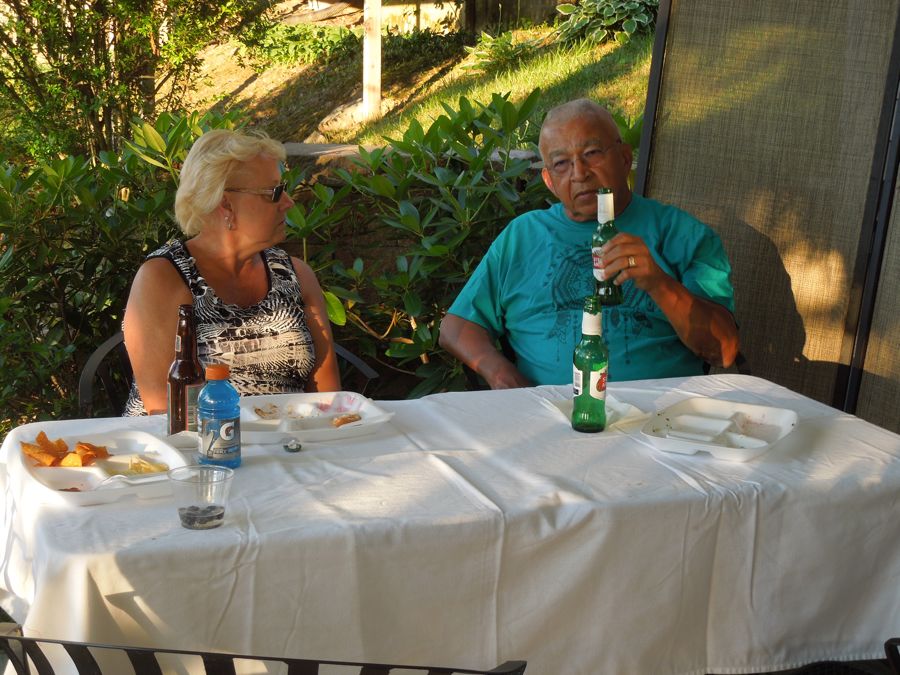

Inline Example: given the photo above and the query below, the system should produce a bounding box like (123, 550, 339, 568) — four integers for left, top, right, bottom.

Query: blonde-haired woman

(123, 129, 340, 415)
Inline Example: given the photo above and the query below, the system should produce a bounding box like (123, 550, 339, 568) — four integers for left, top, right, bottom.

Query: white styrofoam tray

(640, 397, 798, 462)
(14, 429, 187, 506)
(239, 391, 394, 444)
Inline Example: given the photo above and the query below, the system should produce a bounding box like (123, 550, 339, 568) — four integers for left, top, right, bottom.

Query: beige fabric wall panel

(644, 1, 898, 405)
(857, 173, 900, 433)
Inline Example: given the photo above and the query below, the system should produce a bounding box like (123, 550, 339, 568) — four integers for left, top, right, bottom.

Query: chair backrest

(78, 331, 133, 418)
(334, 343, 379, 394)
(636, 0, 900, 431)
(887, 637, 900, 674)
(0, 630, 526, 675)
(78, 332, 381, 417)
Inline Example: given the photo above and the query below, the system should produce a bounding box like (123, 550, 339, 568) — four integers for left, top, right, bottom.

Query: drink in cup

(168, 465, 234, 530)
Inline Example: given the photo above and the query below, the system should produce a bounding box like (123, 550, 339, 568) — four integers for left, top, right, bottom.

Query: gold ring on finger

(628, 255, 636, 268)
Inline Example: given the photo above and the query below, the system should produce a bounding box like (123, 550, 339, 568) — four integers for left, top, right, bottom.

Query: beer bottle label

(591, 246, 604, 281)
(589, 367, 608, 401)
(184, 383, 203, 433)
(199, 417, 241, 463)
(167, 382, 186, 435)
(174, 335, 182, 353)
(573, 365, 583, 396)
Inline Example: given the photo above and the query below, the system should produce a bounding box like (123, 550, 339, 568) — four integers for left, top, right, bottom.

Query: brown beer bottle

(167, 304, 204, 435)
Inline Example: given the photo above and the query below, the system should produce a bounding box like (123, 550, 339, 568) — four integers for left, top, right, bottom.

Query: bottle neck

(175, 323, 198, 360)
(581, 311, 602, 336)
(597, 191, 615, 224)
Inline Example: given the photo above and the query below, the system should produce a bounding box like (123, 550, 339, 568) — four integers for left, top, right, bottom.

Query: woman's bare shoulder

(290, 256, 321, 288)
(130, 257, 191, 303)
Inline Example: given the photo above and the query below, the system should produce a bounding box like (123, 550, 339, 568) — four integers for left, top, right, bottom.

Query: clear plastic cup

(168, 465, 234, 530)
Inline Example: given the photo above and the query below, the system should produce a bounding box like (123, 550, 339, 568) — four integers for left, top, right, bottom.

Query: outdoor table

(1, 374, 898, 675)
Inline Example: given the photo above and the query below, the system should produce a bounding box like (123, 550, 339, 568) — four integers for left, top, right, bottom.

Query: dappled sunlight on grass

(351, 31, 653, 144)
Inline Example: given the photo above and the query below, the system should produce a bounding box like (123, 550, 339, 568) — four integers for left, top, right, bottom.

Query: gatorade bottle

(197, 363, 241, 468)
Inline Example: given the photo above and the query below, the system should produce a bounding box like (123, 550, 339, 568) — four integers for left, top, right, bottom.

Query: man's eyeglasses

(224, 182, 288, 203)
(546, 140, 622, 178)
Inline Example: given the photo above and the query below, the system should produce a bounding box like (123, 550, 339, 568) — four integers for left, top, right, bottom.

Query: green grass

(347, 29, 654, 144)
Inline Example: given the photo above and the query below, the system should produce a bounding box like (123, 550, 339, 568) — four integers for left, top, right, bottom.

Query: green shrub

(237, 21, 359, 69)
(383, 28, 471, 66)
(0, 0, 266, 162)
(289, 90, 551, 397)
(555, 0, 658, 45)
(462, 31, 544, 73)
(0, 92, 553, 430)
(0, 110, 242, 433)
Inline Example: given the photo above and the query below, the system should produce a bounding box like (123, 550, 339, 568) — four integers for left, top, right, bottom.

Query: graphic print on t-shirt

(545, 242, 658, 371)
(546, 245, 592, 361)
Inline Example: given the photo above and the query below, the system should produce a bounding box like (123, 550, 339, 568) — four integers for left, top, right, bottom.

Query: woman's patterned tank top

(123, 240, 316, 416)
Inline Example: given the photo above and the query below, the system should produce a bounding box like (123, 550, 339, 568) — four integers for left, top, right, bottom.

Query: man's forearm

(439, 315, 532, 389)
(648, 277, 740, 368)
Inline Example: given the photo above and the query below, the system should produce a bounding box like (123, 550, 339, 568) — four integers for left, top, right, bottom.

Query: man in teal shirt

(439, 99, 740, 387)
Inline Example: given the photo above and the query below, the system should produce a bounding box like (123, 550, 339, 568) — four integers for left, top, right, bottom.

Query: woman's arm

(123, 259, 194, 414)
(292, 258, 341, 392)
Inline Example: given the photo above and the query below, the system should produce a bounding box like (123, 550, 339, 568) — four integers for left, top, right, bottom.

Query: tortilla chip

(74, 442, 108, 459)
(36, 431, 66, 457)
(59, 453, 83, 467)
(21, 442, 58, 467)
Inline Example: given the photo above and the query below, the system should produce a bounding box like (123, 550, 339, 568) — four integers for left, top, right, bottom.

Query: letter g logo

(220, 421, 235, 441)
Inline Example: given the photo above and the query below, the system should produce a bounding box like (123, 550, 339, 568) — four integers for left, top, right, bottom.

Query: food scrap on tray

(332, 413, 362, 427)
(21, 432, 109, 467)
(122, 456, 169, 475)
(253, 403, 280, 420)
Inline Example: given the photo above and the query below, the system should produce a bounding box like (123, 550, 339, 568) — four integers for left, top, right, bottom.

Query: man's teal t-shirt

(447, 194, 735, 384)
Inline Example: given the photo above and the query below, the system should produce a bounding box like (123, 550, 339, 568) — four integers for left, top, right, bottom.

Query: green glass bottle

(571, 295, 609, 433)
(591, 187, 624, 305)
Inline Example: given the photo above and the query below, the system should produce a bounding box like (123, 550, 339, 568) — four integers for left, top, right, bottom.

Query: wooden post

(362, 0, 382, 120)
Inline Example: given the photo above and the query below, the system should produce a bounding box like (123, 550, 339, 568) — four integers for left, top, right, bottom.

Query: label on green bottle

(573, 365, 607, 399)
(587, 367, 607, 400)
(591, 246, 605, 281)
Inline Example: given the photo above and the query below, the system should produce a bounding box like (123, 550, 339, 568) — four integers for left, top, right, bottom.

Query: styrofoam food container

(16, 429, 187, 506)
(640, 397, 798, 462)
(240, 391, 394, 444)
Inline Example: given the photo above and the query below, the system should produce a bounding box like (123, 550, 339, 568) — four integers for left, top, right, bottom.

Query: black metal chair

(0, 628, 526, 675)
(77, 331, 134, 418)
(886, 637, 900, 674)
(0, 624, 527, 675)
(78, 331, 380, 417)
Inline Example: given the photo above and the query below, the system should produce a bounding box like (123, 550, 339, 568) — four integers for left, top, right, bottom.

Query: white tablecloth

(1, 375, 899, 674)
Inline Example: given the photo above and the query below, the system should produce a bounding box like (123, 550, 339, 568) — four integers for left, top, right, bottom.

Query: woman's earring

(225, 214, 234, 230)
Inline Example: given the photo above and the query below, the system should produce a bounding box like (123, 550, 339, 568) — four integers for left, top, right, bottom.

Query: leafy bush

(237, 21, 359, 69)
(383, 28, 471, 65)
(0, 0, 266, 162)
(463, 31, 544, 73)
(0, 91, 561, 431)
(0, 111, 242, 434)
(289, 91, 551, 397)
(556, 0, 658, 45)
(239, 22, 469, 73)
